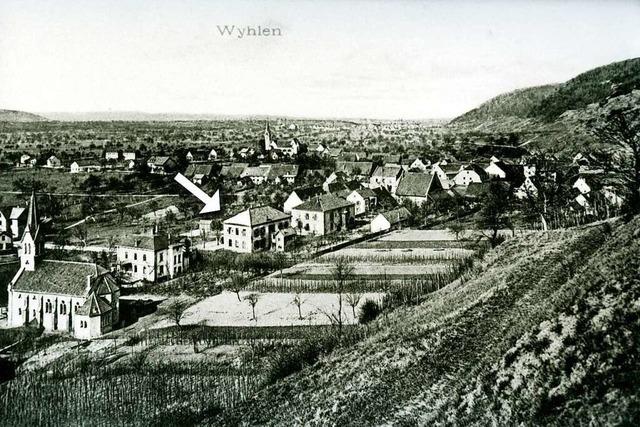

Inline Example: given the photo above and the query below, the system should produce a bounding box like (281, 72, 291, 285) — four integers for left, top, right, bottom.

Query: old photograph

(0, 0, 639, 425)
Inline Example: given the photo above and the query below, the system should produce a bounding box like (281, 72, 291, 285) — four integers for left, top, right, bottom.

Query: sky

(0, 0, 639, 120)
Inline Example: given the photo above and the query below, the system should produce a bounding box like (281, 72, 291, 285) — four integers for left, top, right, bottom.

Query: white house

(290, 194, 355, 236)
(408, 157, 430, 172)
(339, 188, 377, 216)
(370, 207, 411, 233)
(514, 176, 539, 199)
(395, 172, 443, 206)
(105, 151, 120, 161)
(45, 155, 62, 168)
(283, 186, 325, 213)
(223, 206, 291, 253)
(369, 165, 404, 195)
(116, 229, 189, 283)
(123, 152, 137, 161)
(453, 164, 488, 187)
(70, 160, 102, 174)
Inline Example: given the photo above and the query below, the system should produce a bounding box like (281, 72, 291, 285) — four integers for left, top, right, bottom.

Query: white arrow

(174, 173, 221, 214)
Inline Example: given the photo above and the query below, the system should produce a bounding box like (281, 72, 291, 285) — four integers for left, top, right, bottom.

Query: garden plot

(151, 291, 384, 328)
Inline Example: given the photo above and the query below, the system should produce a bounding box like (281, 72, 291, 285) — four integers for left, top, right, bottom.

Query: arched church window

(60, 301, 67, 315)
(45, 300, 52, 313)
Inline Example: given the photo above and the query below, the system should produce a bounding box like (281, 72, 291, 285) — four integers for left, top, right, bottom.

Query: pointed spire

(25, 190, 38, 233)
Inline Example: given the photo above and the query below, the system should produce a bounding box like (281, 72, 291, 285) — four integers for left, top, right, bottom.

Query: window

(60, 301, 67, 315)
(134, 253, 138, 261)
(159, 253, 164, 262)
(125, 252, 128, 259)
(143, 254, 147, 262)
(159, 266, 164, 275)
(33, 310, 36, 317)
(134, 265, 138, 273)
(235, 228, 239, 235)
(228, 239, 232, 247)
(242, 229, 246, 237)
(241, 241, 246, 249)
(17, 294, 21, 299)
(18, 308, 22, 315)
(235, 240, 239, 248)
(45, 300, 52, 313)
(305, 213, 309, 220)
(143, 267, 147, 274)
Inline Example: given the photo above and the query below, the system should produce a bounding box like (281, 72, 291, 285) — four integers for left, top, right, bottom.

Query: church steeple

(264, 121, 272, 152)
(19, 190, 41, 271)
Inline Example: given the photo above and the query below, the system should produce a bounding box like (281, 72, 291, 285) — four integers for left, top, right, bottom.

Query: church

(6, 192, 120, 339)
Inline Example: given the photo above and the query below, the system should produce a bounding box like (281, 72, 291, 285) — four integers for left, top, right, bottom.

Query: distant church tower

(19, 191, 42, 271)
(263, 122, 273, 152)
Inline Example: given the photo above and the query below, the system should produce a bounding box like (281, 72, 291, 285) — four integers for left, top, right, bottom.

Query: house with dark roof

(147, 156, 177, 175)
(184, 163, 217, 185)
(370, 207, 411, 233)
(370, 165, 404, 195)
(283, 186, 325, 213)
(291, 194, 355, 236)
(220, 163, 249, 181)
(223, 206, 291, 253)
(267, 163, 299, 184)
(274, 227, 297, 252)
(116, 228, 189, 283)
(431, 162, 462, 189)
(395, 172, 443, 206)
(335, 161, 374, 180)
(337, 188, 378, 216)
(7, 193, 120, 339)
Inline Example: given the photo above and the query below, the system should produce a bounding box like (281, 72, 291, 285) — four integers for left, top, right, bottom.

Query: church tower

(19, 191, 41, 271)
(263, 122, 272, 152)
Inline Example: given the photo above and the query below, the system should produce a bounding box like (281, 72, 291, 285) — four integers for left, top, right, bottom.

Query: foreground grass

(209, 218, 640, 425)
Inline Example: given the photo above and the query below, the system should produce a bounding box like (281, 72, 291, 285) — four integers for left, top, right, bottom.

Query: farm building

(147, 156, 177, 175)
(453, 164, 488, 186)
(45, 155, 62, 168)
(70, 160, 102, 174)
(283, 186, 325, 213)
(274, 227, 297, 252)
(395, 172, 443, 206)
(337, 188, 378, 216)
(184, 163, 217, 185)
(370, 207, 411, 233)
(370, 165, 404, 195)
(223, 206, 291, 253)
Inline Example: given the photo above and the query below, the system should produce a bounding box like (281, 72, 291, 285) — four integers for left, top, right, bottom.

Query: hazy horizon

(1, 0, 639, 120)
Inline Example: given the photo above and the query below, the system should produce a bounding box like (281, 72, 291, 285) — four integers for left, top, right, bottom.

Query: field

(252, 230, 483, 295)
(151, 291, 384, 328)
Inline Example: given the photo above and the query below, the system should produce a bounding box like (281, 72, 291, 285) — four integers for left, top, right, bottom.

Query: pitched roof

(184, 163, 215, 178)
(12, 260, 108, 297)
(10, 207, 25, 220)
(118, 232, 182, 251)
(224, 206, 290, 226)
(267, 163, 299, 178)
(220, 163, 248, 178)
(294, 194, 353, 212)
(292, 186, 325, 200)
(371, 165, 403, 178)
(335, 161, 374, 176)
(241, 165, 270, 178)
(378, 207, 411, 224)
(148, 156, 173, 165)
(76, 294, 112, 317)
(276, 227, 297, 237)
(396, 172, 440, 197)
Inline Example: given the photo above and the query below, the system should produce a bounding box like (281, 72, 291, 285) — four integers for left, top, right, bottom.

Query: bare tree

(244, 293, 260, 321)
(327, 257, 354, 334)
(586, 92, 640, 215)
(162, 298, 191, 329)
(229, 273, 248, 302)
(345, 293, 362, 319)
(292, 293, 303, 320)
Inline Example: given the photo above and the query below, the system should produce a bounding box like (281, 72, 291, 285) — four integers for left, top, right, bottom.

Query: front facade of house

(453, 165, 487, 187)
(369, 165, 404, 195)
(70, 161, 102, 174)
(370, 207, 411, 233)
(223, 206, 291, 253)
(6, 193, 120, 340)
(343, 189, 377, 216)
(290, 194, 355, 236)
(46, 156, 61, 168)
(116, 232, 189, 283)
(395, 172, 442, 206)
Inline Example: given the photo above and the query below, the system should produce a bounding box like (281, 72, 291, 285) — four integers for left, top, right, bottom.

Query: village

(0, 119, 626, 339)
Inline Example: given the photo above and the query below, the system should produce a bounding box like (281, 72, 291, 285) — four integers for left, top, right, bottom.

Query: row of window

(17, 295, 80, 315)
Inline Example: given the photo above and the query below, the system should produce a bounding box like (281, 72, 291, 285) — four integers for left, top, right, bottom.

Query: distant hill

(214, 218, 640, 425)
(452, 58, 640, 126)
(449, 57, 640, 154)
(0, 109, 48, 122)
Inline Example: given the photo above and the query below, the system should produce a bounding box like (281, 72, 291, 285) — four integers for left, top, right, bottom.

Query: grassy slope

(213, 217, 640, 425)
(450, 57, 640, 134)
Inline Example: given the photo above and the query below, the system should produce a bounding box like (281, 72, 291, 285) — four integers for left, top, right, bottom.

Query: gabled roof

(291, 186, 325, 200)
(335, 161, 374, 176)
(184, 163, 215, 178)
(224, 206, 290, 226)
(76, 293, 112, 317)
(294, 194, 353, 212)
(276, 227, 297, 238)
(10, 207, 25, 220)
(371, 165, 403, 179)
(241, 165, 270, 178)
(148, 156, 173, 165)
(220, 163, 248, 178)
(378, 207, 411, 224)
(268, 163, 299, 178)
(12, 260, 108, 297)
(457, 164, 489, 180)
(396, 172, 441, 198)
(118, 232, 183, 251)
